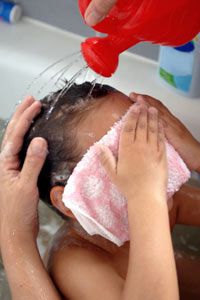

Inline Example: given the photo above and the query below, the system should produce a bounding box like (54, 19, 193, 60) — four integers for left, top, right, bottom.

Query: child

(20, 82, 200, 299)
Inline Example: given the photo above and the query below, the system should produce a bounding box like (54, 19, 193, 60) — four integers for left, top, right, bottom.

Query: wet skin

(45, 92, 200, 300)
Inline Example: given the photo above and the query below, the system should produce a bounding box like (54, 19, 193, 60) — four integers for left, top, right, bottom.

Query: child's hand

(130, 93, 200, 173)
(98, 104, 168, 202)
(0, 97, 47, 243)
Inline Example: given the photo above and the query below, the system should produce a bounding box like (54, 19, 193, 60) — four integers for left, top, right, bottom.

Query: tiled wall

(18, 0, 159, 60)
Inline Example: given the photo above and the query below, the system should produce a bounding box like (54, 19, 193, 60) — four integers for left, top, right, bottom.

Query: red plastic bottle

(79, 0, 200, 77)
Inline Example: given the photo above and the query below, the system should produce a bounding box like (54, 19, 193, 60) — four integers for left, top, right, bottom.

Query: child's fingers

(135, 105, 148, 142)
(97, 144, 117, 182)
(120, 105, 140, 150)
(158, 120, 166, 152)
(148, 107, 159, 146)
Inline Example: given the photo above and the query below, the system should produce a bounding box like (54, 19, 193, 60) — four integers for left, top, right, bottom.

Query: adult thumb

(21, 138, 48, 186)
(97, 144, 117, 182)
(84, 0, 117, 26)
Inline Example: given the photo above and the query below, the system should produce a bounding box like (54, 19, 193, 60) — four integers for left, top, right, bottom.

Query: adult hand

(130, 93, 200, 173)
(0, 96, 47, 242)
(0, 97, 65, 300)
(84, 0, 117, 26)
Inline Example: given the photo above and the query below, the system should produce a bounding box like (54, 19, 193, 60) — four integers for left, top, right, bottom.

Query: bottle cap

(9, 4, 22, 23)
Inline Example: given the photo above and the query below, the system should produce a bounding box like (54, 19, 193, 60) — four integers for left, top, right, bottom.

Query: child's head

(20, 82, 132, 218)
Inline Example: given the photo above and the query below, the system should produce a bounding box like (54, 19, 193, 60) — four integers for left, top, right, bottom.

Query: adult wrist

(197, 163, 200, 174)
(193, 140, 200, 173)
(1, 232, 38, 271)
(1, 228, 37, 251)
(197, 149, 200, 173)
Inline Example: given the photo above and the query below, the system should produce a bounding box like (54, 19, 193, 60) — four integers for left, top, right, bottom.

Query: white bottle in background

(158, 33, 200, 98)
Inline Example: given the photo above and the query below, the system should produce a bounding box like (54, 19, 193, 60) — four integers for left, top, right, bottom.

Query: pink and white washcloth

(62, 105, 190, 246)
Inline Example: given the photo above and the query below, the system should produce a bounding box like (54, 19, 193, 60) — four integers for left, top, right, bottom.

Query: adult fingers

(130, 93, 172, 117)
(129, 93, 149, 108)
(20, 138, 48, 187)
(85, 0, 117, 26)
(1, 101, 41, 156)
(12, 96, 35, 121)
(148, 107, 159, 146)
(129, 93, 178, 131)
(2, 96, 35, 148)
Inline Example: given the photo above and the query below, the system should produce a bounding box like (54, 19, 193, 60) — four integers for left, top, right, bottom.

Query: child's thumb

(97, 144, 117, 182)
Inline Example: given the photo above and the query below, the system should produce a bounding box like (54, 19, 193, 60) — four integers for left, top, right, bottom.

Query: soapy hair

(20, 82, 115, 217)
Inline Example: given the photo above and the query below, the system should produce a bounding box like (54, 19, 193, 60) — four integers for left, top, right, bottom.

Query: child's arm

(50, 105, 179, 300)
(173, 184, 200, 226)
(99, 105, 179, 300)
(123, 193, 178, 300)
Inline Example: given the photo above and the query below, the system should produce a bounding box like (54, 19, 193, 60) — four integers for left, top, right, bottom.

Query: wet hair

(20, 81, 115, 217)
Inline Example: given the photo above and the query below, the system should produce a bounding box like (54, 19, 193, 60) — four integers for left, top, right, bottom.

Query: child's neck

(68, 219, 130, 256)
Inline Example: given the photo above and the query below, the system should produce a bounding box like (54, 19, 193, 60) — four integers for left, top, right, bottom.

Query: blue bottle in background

(159, 34, 200, 98)
(0, 0, 22, 23)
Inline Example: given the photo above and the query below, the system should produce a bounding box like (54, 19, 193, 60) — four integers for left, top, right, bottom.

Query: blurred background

(18, 0, 159, 60)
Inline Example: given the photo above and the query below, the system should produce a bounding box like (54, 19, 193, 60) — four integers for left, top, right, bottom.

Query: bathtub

(0, 17, 200, 300)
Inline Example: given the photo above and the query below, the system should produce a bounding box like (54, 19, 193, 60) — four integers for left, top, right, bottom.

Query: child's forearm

(122, 193, 179, 300)
(1, 232, 61, 300)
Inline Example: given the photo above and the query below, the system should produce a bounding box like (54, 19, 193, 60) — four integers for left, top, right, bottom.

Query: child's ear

(50, 186, 76, 219)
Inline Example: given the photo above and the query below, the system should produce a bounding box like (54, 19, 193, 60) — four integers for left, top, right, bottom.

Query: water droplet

(22, 51, 80, 98)
(37, 53, 82, 96)
(45, 65, 88, 119)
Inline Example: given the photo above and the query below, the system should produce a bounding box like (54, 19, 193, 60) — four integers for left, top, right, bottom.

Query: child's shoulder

(46, 223, 110, 266)
(47, 231, 110, 272)
(45, 224, 123, 300)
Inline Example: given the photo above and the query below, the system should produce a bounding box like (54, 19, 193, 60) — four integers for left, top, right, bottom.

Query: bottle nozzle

(81, 35, 139, 77)
(81, 37, 119, 77)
